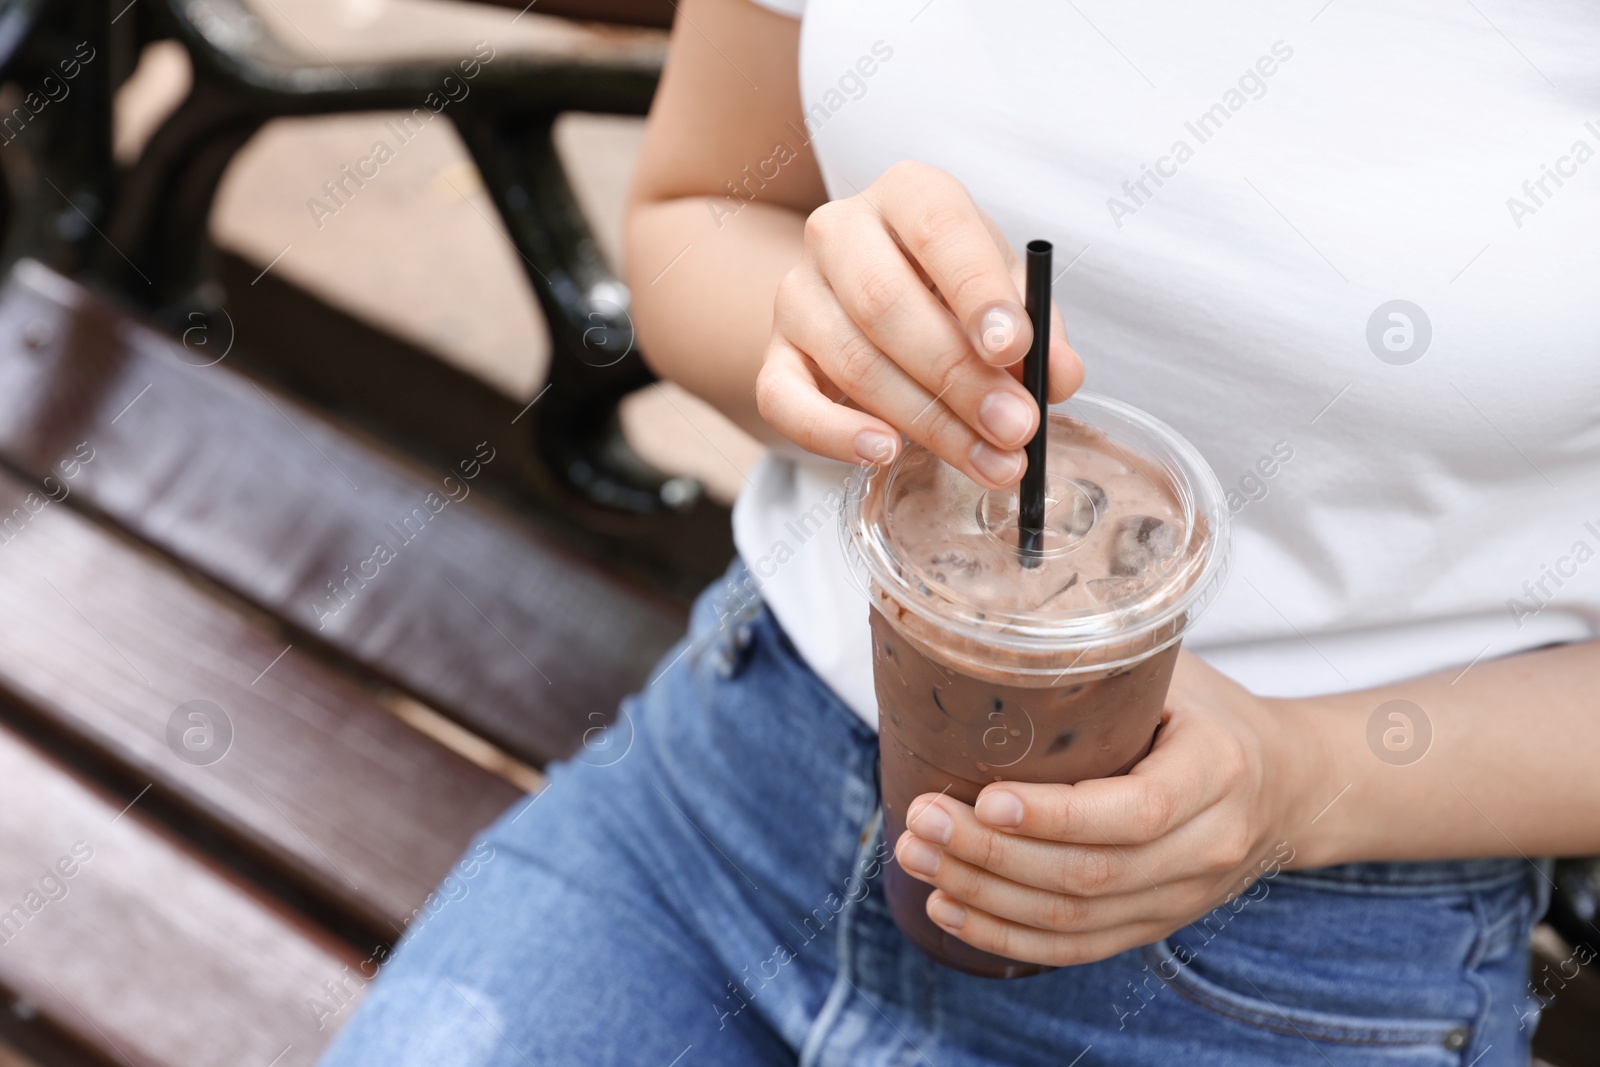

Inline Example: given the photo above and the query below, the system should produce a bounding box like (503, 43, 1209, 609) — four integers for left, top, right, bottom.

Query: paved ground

(113, 0, 763, 503)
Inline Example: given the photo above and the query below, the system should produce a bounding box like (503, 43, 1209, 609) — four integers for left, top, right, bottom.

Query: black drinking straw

(1018, 239, 1052, 568)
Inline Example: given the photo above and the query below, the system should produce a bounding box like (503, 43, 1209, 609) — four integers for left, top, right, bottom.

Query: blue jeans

(318, 566, 1548, 1066)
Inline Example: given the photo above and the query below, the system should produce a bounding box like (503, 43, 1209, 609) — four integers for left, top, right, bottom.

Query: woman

(320, 1, 1600, 1063)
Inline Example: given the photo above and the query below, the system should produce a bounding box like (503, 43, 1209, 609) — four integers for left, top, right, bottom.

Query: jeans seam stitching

(1460, 880, 1534, 1063)
(1143, 941, 1469, 1047)
(1272, 872, 1525, 895)
(799, 806, 884, 1067)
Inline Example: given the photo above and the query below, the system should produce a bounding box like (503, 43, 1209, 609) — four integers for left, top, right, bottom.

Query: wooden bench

(0, 271, 1591, 1067)
(0, 260, 696, 1065)
(0, 262, 686, 767)
(0, 1, 1591, 1065)
(0, 719, 365, 1067)
(0, 1, 712, 1060)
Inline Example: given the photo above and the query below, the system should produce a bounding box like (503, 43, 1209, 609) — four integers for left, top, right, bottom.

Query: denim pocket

(1133, 867, 1522, 1058)
(1141, 938, 1473, 1052)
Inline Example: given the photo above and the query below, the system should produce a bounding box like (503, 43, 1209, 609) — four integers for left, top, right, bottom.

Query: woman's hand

(755, 160, 1083, 487)
(893, 653, 1332, 966)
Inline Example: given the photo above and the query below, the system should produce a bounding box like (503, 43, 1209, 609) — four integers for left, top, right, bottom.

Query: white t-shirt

(736, 0, 1600, 728)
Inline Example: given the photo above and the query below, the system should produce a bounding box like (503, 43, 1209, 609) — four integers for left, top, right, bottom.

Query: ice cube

(1056, 480, 1106, 537)
(928, 549, 984, 583)
(1109, 516, 1179, 577)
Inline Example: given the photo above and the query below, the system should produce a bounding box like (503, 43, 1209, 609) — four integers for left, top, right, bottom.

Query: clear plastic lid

(842, 393, 1231, 679)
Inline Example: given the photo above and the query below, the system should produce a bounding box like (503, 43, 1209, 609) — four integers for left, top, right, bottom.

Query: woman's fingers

(969, 704, 1237, 847)
(902, 798, 1259, 893)
(903, 789, 1237, 896)
(997, 238, 1084, 403)
(873, 162, 1033, 366)
(895, 830, 1211, 934)
(769, 266, 1027, 486)
(972, 764, 1221, 848)
(924, 890, 1172, 968)
(1045, 300, 1083, 402)
(808, 205, 1041, 452)
(755, 339, 899, 465)
(760, 160, 1087, 466)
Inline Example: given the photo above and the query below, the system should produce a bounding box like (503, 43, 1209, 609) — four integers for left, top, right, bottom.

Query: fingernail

(976, 790, 1024, 828)
(969, 441, 1023, 486)
(978, 306, 1018, 356)
(979, 391, 1035, 448)
(927, 896, 966, 930)
(854, 429, 898, 464)
(897, 835, 941, 878)
(907, 799, 953, 845)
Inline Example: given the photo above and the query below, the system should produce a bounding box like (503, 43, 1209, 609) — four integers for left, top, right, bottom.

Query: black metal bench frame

(0, 0, 688, 520)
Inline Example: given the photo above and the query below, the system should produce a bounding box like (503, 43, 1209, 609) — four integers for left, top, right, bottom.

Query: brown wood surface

(0, 721, 361, 1067)
(0, 458, 522, 938)
(0, 262, 686, 766)
(216, 250, 736, 606)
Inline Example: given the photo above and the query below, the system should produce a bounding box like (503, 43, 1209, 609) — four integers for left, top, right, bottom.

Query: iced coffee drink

(843, 394, 1230, 978)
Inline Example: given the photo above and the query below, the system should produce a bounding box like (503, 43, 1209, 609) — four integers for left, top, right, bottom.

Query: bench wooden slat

(0, 262, 686, 766)
(0, 462, 522, 937)
(214, 250, 738, 605)
(0, 721, 361, 1067)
